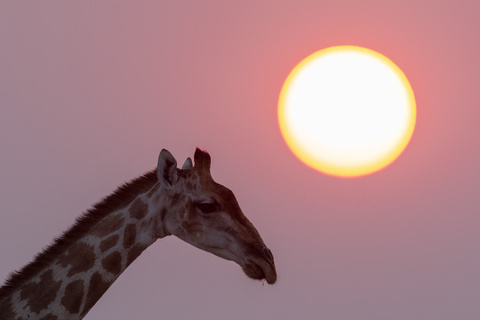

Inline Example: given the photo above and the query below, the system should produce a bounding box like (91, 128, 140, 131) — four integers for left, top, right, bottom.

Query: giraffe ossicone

(0, 148, 276, 320)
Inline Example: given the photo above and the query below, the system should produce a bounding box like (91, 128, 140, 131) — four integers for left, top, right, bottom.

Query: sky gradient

(1, 1, 479, 319)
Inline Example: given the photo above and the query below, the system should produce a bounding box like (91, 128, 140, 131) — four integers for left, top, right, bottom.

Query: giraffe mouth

(241, 247, 277, 284)
(242, 261, 277, 284)
(197, 236, 277, 284)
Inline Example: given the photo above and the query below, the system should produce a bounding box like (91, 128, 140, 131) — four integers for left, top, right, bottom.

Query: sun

(278, 46, 416, 178)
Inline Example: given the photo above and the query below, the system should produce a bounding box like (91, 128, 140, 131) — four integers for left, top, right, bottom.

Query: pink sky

(1, 1, 479, 319)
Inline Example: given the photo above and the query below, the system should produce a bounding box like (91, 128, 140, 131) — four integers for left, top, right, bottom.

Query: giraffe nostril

(263, 247, 274, 264)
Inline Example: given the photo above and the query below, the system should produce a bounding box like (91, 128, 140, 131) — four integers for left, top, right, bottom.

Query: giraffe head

(156, 148, 277, 284)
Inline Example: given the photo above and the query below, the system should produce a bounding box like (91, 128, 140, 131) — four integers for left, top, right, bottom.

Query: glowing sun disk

(278, 46, 416, 177)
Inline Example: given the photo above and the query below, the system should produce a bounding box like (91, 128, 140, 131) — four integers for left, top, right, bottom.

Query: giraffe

(0, 148, 277, 320)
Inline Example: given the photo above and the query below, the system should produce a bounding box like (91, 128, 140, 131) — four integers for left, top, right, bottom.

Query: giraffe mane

(0, 169, 158, 301)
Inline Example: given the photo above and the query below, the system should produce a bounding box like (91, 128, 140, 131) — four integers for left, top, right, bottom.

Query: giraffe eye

(195, 201, 219, 214)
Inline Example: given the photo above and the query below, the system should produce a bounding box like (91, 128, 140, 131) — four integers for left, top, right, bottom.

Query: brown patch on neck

(126, 243, 148, 267)
(40, 313, 59, 320)
(82, 272, 112, 316)
(100, 234, 120, 253)
(101, 251, 122, 275)
(0, 170, 157, 301)
(57, 242, 96, 276)
(90, 214, 125, 238)
(129, 198, 148, 220)
(61, 280, 84, 314)
(20, 270, 61, 314)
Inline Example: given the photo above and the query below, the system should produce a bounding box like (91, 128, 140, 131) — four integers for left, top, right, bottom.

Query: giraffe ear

(182, 157, 193, 170)
(194, 148, 211, 172)
(157, 149, 178, 187)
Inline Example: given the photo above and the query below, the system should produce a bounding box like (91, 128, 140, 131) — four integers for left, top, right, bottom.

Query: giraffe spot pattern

(19, 270, 61, 314)
(127, 243, 148, 267)
(57, 242, 96, 276)
(61, 280, 84, 314)
(129, 198, 148, 220)
(40, 313, 59, 320)
(82, 272, 111, 316)
(123, 224, 136, 249)
(90, 214, 125, 238)
(99, 234, 119, 253)
(101, 251, 122, 275)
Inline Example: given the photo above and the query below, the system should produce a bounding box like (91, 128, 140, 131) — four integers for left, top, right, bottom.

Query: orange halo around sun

(278, 46, 416, 178)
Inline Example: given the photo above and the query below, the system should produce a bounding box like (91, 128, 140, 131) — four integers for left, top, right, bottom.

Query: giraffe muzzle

(263, 247, 274, 265)
(261, 246, 277, 284)
(241, 245, 277, 284)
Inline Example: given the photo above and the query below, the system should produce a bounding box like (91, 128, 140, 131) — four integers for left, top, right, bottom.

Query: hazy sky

(1, 1, 479, 319)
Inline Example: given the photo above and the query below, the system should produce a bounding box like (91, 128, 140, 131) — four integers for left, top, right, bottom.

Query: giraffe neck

(0, 172, 170, 320)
